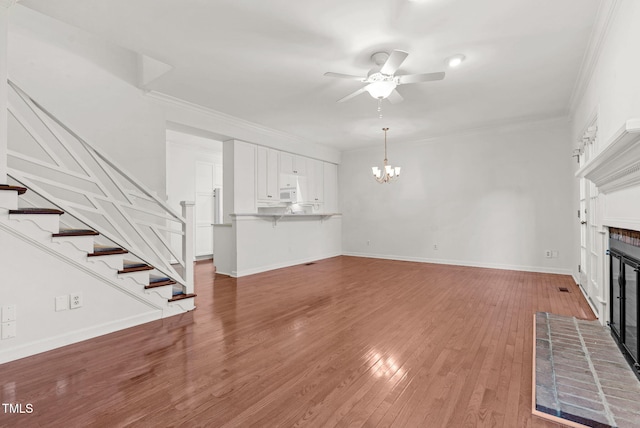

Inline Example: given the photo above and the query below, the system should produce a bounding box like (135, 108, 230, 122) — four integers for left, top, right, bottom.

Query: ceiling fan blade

(324, 72, 365, 81)
(337, 86, 368, 103)
(380, 50, 409, 75)
(397, 72, 445, 85)
(387, 89, 404, 104)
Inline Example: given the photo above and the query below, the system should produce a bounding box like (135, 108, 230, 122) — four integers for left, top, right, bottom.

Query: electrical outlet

(552, 250, 559, 258)
(2, 305, 16, 322)
(367, 240, 370, 246)
(70, 293, 83, 309)
(1, 322, 16, 339)
(433, 244, 438, 251)
(55, 296, 69, 312)
(545, 250, 552, 258)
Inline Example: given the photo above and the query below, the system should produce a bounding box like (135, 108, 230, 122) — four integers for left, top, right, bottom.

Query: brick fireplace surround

(534, 312, 640, 427)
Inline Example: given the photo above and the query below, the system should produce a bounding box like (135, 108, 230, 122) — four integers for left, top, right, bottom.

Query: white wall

(0, 225, 160, 364)
(8, 5, 167, 195)
(570, 0, 640, 280)
(571, 1, 640, 148)
(340, 119, 574, 274)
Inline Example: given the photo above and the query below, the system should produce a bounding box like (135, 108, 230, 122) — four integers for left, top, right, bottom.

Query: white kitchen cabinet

(307, 158, 324, 203)
(323, 162, 338, 213)
(279, 152, 307, 176)
(257, 146, 279, 202)
(223, 140, 256, 221)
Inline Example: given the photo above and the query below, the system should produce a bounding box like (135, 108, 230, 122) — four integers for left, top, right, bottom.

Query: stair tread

(9, 208, 64, 215)
(0, 184, 27, 195)
(118, 263, 154, 274)
(150, 276, 174, 283)
(145, 279, 177, 289)
(53, 229, 99, 237)
(168, 293, 196, 302)
(88, 247, 129, 257)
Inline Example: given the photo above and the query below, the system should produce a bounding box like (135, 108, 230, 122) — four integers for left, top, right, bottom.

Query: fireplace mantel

(576, 118, 640, 194)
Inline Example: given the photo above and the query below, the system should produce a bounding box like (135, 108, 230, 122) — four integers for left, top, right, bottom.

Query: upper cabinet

(226, 142, 338, 214)
(257, 146, 279, 202)
(280, 152, 307, 177)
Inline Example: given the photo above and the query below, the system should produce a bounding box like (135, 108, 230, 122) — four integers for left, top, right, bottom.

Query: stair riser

(145, 286, 172, 300)
(87, 254, 125, 271)
(0, 193, 18, 210)
(9, 214, 60, 234)
(51, 235, 95, 253)
(117, 271, 151, 287)
(1, 215, 58, 242)
(166, 299, 196, 315)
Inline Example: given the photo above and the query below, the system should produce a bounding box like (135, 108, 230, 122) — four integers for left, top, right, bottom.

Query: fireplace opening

(609, 227, 640, 379)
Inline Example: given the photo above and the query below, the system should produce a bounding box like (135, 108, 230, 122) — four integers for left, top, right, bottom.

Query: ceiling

(20, 0, 600, 151)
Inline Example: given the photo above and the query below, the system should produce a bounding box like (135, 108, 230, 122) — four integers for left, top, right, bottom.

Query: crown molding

(147, 90, 341, 164)
(147, 90, 310, 145)
(575, 118, 640, 193)
(568, 0, 621, 115)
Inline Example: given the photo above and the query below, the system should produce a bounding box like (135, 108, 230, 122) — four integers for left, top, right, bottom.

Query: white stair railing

(6, 80, 194, 294)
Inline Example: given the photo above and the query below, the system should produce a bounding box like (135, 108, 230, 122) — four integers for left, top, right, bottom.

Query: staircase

(0, 79, 199, 364)
(0, 184, 196, 314)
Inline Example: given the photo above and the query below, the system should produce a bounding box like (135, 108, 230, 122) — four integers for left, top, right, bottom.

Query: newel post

(0, 1, 16, 184)
(181, 200, 195, 295)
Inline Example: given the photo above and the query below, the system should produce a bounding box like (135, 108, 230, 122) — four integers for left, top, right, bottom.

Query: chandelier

(371, 127, 401, 183)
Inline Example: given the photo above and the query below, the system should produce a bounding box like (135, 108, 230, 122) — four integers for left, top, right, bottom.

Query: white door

(578, 125, 601, 315)
(195, 162, 215, 257)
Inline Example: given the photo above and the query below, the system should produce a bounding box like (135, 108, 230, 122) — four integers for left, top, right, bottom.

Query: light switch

(55, 296, 69, 312)
(1, 322, 16, 339)
(1, 305, 16, 322)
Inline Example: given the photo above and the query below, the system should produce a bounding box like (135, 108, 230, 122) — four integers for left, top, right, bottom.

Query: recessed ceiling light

(446, 54, 466, 68)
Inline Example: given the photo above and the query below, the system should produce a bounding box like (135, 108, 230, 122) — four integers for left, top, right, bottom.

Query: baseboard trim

(0, 311, 162, 364)
(233, 252, 342, 277)
(572, 273, 580, 285)
(341, 252, 573, 275)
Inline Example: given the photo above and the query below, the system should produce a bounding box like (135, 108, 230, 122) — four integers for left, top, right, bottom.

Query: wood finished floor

(0, 257, 595, 427)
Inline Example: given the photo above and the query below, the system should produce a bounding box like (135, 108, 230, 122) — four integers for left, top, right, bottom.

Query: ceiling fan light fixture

(366, 80, 397, 99)
(446, 54, 466, 68)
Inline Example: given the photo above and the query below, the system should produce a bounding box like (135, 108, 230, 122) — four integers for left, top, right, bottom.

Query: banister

(8, 80, 184, 222)
(6, 79, 194, 291)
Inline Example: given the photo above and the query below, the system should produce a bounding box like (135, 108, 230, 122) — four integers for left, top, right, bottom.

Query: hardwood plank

(0, 257, 595, 427)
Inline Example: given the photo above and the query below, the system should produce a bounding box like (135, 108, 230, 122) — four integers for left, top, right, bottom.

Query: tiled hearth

(534, 312, 640, 428)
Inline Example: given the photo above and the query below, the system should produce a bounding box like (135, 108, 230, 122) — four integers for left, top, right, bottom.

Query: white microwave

(280, 187, 297, 202)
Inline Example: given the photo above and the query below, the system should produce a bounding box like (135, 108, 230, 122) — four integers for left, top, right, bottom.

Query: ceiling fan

(324, 50, 445, 104)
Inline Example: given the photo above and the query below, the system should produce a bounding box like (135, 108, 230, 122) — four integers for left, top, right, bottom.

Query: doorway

(166, 129, 223, 260)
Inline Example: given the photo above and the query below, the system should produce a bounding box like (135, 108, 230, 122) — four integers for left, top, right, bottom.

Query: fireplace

(608, 227, 640, 377)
